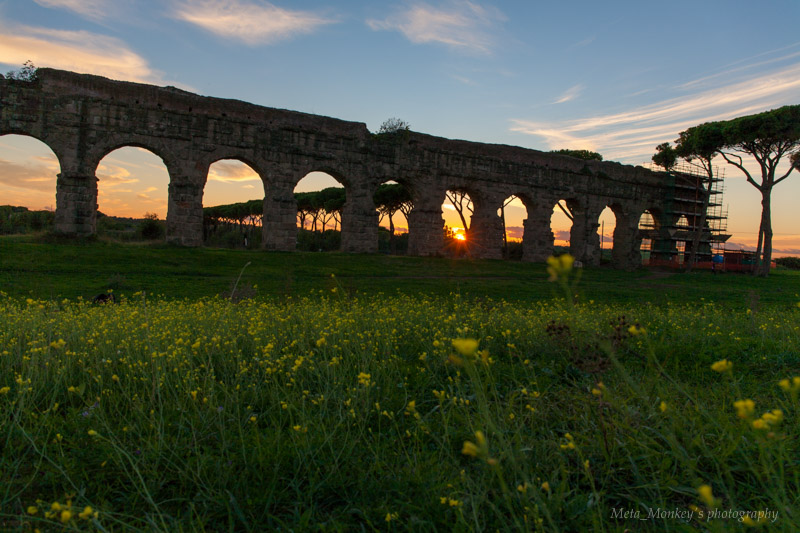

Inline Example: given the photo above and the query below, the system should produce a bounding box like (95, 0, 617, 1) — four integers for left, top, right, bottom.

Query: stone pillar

(407, 209, 444, 256)
(522, 202, 554, 262)
(651, 214, 677, 262)
(407, 187, 446, 256)
(55, 172, 98, 236)
(167, 175, 204, 246)
(468, 198, 503, 260)
(610, 207, 643, 270)
(570, 201, 604, 266)
(262, 179, 297, 251)
(341, 187, 378, 253)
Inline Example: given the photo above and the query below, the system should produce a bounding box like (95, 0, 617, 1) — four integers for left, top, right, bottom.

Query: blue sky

(1, 0, 799, 253)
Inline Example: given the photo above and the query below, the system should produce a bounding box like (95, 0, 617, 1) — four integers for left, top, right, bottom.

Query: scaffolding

(639, 163, 729, 267)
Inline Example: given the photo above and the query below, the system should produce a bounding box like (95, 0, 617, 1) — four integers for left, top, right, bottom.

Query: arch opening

(374, 180, 413, 255)
(598, 206, 618, 263)
(674, 215, 690, 264)
(202, 159, 265, 249)
(442, 189, 473, 256)
(550, 199, 575, 256)
(294, 171, 346, 251)
(639, 210, 660, 265)
(497, 195, 527, 260)
(95, 146, 169, 241)
(0, 134, 60, 234)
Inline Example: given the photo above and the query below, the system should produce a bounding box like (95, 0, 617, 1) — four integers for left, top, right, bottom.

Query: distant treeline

(204, 183, 412, 234)
(203, 184, 413, 251)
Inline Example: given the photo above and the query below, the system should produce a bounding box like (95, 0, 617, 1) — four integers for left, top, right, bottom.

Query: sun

(454, 233, 466, 241)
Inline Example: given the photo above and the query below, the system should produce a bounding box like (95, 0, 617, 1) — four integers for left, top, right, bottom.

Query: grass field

(1, 236, 799, 531)
(2, 235, 800, 305)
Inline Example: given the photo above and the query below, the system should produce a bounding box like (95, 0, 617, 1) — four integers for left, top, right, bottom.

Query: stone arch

(638, 208, 662, 264)
(0, 133, 62, 213)
(197, 151, 269, 189)
(497, 193, 530, 260)
(549, 196, 581, 257)
(203, 157, 267, 249)
(293, 165, 353, 190)
(95, 146, 170, 219)
(597, 204, 619, 263)
(441, 185, 475, 239)
(373, 179, 413, 254)
(85, 136, 181, 178)
(293, 170, 347, 251)
(0, 131, 65, 174)
(440, 184, 504, 259)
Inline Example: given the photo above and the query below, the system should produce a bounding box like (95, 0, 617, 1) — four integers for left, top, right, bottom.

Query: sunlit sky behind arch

(1, 0, 798, 254)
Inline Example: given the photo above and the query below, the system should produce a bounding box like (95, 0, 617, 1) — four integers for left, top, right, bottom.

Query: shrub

(139, 213, 165, 240)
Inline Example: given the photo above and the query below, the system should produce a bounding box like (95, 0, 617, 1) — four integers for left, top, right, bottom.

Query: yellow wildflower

(78, 506, 94, 520)
(541, 481, 550, 492)
(0, 386, 9, 395)
(760, 409, 783, 426)
(452, 338, 479, 357)
(87, 430, 98, 436)
(710, 359, 733, 373)
(734, 399, 755, 419)
(697, 484, 717, 508)
(60, 509, 73, 523)
(628, 324, 646, 336)
(659, 401, 668, 413)
(778, 376, 800, 394)
(546, 254, 574, 282)
(461, 441, 479, 457)
(27, 506, 38, 515)
(462, 430, 489, 459)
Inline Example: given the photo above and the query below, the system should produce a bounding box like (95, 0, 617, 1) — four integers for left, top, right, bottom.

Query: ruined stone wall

(0, 68, 682, 269)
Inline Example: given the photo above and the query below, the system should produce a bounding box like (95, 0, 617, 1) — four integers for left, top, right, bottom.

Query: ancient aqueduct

(0, 69, 700, 270)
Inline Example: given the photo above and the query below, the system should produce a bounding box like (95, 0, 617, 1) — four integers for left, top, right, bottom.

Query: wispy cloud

(173, 0, 337, 46)
(553, 84, 583, 104)
(96, 163, 139, 185)
(0, 23, 166, 84)
(32, 0, 111, 21)
(367, 1, 506, 55)
(450, 74, 477, 86)
(0, 158, 58, 192)
(208, 161, 261, 183)
(566, 35, 596, 50)
(510, 61, 800, 163)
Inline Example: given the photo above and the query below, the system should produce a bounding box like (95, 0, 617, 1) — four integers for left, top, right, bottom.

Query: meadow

(1, 237, 799, 531)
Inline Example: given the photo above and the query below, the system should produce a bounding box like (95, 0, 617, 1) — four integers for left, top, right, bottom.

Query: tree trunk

(757, 189, 773, 277)
(389, 211, 396, 254)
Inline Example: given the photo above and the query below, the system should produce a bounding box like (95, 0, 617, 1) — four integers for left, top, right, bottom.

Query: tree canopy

(550, 149, 603, 161)
(377, 118, 410, 135)
(656, 105, 800, 276)
(4, 60, 37, 82)
(651, 142, 677, 171)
